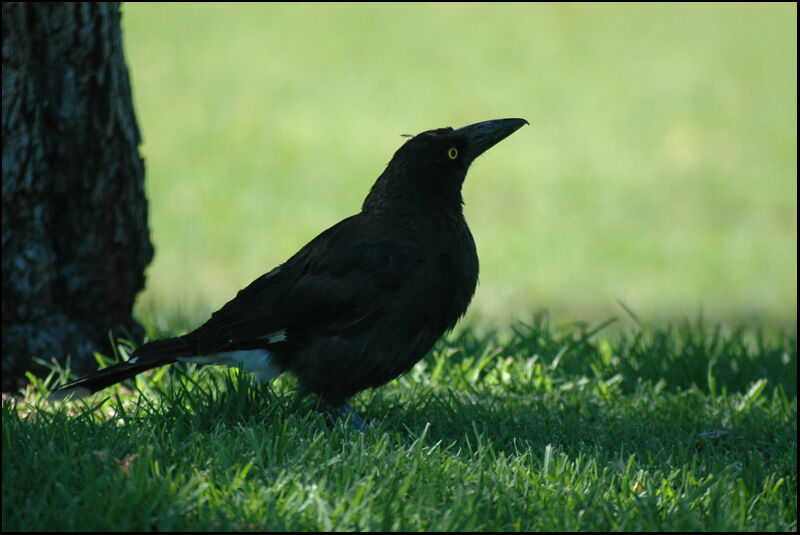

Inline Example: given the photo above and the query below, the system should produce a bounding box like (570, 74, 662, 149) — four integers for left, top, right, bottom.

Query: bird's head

(363, 118, 528, 216)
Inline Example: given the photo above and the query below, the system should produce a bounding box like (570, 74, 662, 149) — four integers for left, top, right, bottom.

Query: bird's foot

(336, 404, 370, 431)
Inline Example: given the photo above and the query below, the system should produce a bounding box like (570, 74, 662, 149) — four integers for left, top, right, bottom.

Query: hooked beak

(456, 118, 529, 164)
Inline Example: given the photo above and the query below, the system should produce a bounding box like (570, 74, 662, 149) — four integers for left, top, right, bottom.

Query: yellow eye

(447, 147, 458, 160)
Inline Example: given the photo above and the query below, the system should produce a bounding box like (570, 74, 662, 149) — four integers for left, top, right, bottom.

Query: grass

(120, 3, 797, 328)
(3, 316, 796, 531)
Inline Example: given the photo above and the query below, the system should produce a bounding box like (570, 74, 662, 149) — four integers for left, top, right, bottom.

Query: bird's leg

(336, 404, 370, 431)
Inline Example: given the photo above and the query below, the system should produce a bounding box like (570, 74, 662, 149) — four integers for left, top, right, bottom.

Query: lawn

(3, 318, 797, 530)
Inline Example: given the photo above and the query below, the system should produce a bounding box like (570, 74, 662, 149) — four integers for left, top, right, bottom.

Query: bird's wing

(191, 215, 426, 354)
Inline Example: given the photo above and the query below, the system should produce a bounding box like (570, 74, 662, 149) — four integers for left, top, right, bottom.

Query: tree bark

(2, 2, 153, 391)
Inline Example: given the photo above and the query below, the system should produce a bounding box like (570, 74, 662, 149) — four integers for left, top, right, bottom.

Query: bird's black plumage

(52, 118, 528, 411)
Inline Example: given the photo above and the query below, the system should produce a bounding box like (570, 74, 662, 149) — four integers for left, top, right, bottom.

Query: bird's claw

(337, 404, 370, 431)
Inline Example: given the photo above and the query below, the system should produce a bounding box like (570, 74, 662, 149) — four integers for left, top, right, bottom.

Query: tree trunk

(2, 2, 153, 392)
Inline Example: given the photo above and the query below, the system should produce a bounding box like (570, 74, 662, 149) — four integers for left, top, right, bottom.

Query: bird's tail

(49, 336, 195, 401)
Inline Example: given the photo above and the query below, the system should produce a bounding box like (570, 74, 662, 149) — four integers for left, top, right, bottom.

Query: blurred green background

(122, 3, 796, 329)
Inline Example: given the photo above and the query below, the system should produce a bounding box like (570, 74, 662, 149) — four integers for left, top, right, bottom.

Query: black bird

(51, 118, 528, 423)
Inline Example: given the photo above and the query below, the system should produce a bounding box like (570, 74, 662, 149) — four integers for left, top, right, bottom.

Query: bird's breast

(431, 219, 479, 329)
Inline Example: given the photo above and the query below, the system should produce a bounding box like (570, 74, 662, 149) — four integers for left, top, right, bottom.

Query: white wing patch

(258, 329, 286, 343)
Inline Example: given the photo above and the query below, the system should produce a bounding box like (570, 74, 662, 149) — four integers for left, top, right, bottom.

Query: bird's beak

(456, 118, 529, 164)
